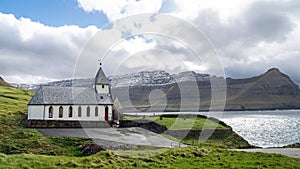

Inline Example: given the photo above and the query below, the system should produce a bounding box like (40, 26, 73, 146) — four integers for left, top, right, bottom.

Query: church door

(105, 106, 109, 121)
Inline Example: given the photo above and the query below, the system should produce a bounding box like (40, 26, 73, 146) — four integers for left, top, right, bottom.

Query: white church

(27, 65, 113, 121)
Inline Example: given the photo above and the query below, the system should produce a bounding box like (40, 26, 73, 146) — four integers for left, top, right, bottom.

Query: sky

(0, 0, 300, 85)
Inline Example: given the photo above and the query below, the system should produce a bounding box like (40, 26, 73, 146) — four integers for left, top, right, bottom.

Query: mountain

(11, 78, 94, 90)
(0, 76, 11, 87)
(111, 68, 300, 112)
(225, 68, 300, 110)
(110, 70, 210, 88)
(12, 68, 300, 111)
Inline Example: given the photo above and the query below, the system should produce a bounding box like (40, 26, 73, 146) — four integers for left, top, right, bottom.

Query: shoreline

(123, 109, 300, 116)
(123, 112, 300, 149)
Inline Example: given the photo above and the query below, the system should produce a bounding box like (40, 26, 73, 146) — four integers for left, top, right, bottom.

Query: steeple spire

(94, 62, 110, 94)
(95, 66, 110, 85)
(98, 59, 102, 66)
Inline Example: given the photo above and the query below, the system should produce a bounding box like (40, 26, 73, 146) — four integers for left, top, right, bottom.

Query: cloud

(0, 12, 98, 84)
(102, 30, 212, 76)
(77, 0, 162, 21)
(102, 34, 195, 75)
(193, 1, 295, 48)
(169, 0, 258, 22)
(111, 35, 156, 55)
(1, 0, 300, 85)
(190, 0, 300, 83)
(75, 0, 300, 81)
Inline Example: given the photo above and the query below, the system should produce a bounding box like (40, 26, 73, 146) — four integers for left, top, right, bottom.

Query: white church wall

(37, 105, 113, 121)
(28, 105, 44, 120)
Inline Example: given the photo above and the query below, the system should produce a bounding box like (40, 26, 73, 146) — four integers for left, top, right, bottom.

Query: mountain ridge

(223, 68, 300, 111)
(110, 68, 300, 112)
(8, 68, 300, 111)
(0, 76, 11, 87)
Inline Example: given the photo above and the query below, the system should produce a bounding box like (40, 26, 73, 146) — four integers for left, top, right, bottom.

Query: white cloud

(188, 0, 300, 83)
(77, 0, 162, 21)
(104, 33, 208, 76)
(111, 35, 156, 54)
(183, 61, 206, 72)
(109, 49, 194, 76)
(2, 0, 300, 84)
(167, 0, 259, 22)
(0, 12, 98, 84)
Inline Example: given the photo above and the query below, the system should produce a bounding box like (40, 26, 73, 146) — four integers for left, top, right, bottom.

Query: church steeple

(94, 63, 110, 94)
(95, 67, 110, 85)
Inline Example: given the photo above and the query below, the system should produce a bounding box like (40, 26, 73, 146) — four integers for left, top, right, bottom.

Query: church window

(68, 106, 73, 117)
(59, 106, 63, 118)
(87, 106, 90, 117)
(102, 85, 104, 88)
(78, 106, 82, 117)
(49, 106, 53, 118)
(95, 106, 98, 116)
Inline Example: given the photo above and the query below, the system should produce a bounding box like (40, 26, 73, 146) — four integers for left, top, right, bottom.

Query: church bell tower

(94, 63, 110, 94)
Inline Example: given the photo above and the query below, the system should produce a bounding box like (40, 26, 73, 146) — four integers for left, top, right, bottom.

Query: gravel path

(38, 127, 184, 148)
(232, 148, 300, 159)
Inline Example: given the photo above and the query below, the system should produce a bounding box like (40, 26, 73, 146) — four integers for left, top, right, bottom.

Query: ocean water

(212, 110, 300, 148)
(125, 110, 300, 148)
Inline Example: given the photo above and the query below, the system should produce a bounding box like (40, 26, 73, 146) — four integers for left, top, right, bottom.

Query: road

(38, 127, 184, 148)
(233, 148, 300, 159)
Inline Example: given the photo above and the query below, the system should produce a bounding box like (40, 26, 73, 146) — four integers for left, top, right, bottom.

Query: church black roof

(28, 86, 113, 105)
(95, 67, 110, 85)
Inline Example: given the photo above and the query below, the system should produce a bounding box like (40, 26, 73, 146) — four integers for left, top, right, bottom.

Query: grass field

(123, 115, 251, 148)
(1, 146, 299, 168)
(124, 114, 228, 130)
(0, 86, 92, 156)
(0, 85, 299, 168)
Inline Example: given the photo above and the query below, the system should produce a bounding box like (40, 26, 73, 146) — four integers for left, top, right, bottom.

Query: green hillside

(124, 115, 251, 148)
(0, 86, 91, 156)
(1, 146, 300, 168)
(0, 76, 11, 87)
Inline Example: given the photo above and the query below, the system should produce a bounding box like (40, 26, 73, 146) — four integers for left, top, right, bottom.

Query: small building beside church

(27, 66, 113, 122)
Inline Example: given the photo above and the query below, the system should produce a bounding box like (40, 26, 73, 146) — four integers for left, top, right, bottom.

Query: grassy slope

(124, 115, 228, 130)
(1, 147, 299, 168)
(0, 86, 92, 156)
(0, 86, 299, 168)
(0, 77, 11, 87)
(124, 115, 252, 148)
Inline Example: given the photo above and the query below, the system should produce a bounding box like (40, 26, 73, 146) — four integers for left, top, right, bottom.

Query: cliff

(0, 76, 11, 87)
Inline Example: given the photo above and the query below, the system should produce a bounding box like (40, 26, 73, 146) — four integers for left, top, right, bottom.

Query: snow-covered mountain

(11, 83, 39, 90)
(10, 68, 300, 111)
(110, 70, 175, 87)
(12, 70, 211, 90)
(110, 70, 211, 87)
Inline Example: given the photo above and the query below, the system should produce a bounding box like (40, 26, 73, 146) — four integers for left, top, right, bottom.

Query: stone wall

(164, 129, 233, 140)
(26, 120, 111, 128)
(119, 120, 167, 134)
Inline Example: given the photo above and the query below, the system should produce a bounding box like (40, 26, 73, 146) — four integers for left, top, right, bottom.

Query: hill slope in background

(111, 68, 300, 112)
(0, 76, 11, 87)
(8, 68, 300, 111)
(225, 68, 300, 110)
